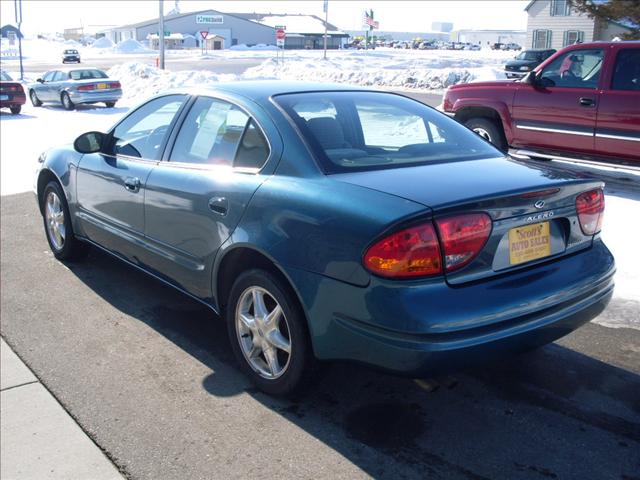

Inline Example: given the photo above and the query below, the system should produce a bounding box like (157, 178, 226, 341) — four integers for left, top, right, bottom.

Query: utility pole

(159, 0, 165, 69)
(14, 0, 24, 80)
(323, 0, 328, 59)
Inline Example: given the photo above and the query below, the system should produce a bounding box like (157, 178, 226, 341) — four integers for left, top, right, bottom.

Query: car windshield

(275, 91, 501, 174)
(0, 71, 11, 81)
(68, 69, 108, 80)
(516, 51, 543, 61)
(64, 50, 78, 54)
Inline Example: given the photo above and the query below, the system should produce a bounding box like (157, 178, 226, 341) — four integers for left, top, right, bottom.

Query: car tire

(10, 105, 21, 115)
(105, 101, 116, 108)
(226, 269, 316, 396)
(61, 92, 75, 110)
(41, 181, 89, 261)
(464, 117, 508, 152)
(30, 90, 42, 107)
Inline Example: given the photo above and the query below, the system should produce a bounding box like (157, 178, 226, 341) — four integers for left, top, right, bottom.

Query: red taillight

(110, 81, 121, 89)
(77, 84, 95, 91)
(576, 189, 604, 235)
(364, 222, 442, 278)
(435, 213, 492, 272)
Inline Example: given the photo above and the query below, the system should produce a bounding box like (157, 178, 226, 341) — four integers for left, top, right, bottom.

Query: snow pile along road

(114, 39, 154, 54)
(107, 62, 237, 101)
(243, 49, 509, 91)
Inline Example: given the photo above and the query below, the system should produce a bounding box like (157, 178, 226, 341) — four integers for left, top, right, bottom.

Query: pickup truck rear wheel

(464, 117, 507, 152)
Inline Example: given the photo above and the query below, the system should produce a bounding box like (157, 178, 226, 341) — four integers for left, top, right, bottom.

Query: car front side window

(539, 49, 604, 89)
(42, 71, 55, 82)
(111, 95, 187, 160)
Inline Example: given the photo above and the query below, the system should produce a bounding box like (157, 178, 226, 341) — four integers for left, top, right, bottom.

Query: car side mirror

(522, 71, 539, 86)
(74, 131, 107, 154)
(37, 78, 43, 83)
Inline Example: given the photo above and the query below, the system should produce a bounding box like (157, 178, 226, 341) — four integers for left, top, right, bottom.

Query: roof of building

(231, 13, 345, 35)
(113, 9, 275, 31)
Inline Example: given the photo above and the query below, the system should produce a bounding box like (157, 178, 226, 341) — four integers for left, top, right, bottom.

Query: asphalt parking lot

(1, 191, 639, 480)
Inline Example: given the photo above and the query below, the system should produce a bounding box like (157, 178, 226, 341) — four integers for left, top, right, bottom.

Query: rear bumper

(0, 94, 26, 107)
(286, 238, 615, 376)
(68, 89, 122, 104)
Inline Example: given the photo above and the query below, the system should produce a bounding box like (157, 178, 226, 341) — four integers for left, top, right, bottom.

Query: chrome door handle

(579, 97, 595, 107)
(208, 196, 228, 216)
(124, 177, 141, 192)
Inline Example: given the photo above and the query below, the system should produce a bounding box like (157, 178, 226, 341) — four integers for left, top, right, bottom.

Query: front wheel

(226, 269, 316, 396)
(61, 92, 75, 110)
(10, 105, 21, 115)
(42, 181, 88, 260)
(30, 90, 42, 107)
(464, 117, 507, 152)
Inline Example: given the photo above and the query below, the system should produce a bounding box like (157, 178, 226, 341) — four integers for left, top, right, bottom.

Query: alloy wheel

(45, 191, 66, 250)
(473, 127, 492, 141)
(235, 286, 292, 379)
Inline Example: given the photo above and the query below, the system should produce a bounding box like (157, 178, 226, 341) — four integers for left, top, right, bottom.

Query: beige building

(525, 0, 633, 50)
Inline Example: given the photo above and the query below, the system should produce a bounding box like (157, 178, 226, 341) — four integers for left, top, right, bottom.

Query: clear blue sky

(1, 1, 530, 35)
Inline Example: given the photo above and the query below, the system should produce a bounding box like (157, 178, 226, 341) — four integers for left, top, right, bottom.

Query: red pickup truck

(442, 41, 640, 164)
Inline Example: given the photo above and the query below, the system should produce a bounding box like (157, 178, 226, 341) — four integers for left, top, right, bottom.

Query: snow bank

(91, 37, 114, 49)
(229, 43, 278, 51)
(114, 39, 154, 54)
(243, 55, 508, 91)
(107, 62, 237, 100)
(63, 39, 82, 47)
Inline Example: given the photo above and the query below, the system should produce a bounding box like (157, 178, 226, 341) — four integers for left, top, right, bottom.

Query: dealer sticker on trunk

(509, 222, 551, 265)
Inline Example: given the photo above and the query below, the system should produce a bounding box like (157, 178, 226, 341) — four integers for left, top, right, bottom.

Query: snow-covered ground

(3, 37, 515, 93)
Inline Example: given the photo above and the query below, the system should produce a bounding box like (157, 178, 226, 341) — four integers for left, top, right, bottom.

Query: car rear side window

(275, 91, 499, 173)
(611, 49, 640, 91)
(170, 96, 261, 168)
(111, 94, 187, 160)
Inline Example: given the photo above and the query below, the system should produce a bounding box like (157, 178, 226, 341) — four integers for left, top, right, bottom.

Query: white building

(525, 0, 635, 50)
(450, 30, 526, 46)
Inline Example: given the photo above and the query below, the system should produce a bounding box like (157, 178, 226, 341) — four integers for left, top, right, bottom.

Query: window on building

(563, 30, 584, 46)
(550, 0, 571, 16)
(533, 30, 552, 49)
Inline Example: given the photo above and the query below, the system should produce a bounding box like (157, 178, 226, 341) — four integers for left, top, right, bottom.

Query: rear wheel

(30, 90, 42, 107)
(105, 101, 116, 108)
(61, 92, 75, 110)
(464, 117, 507, 152)
(10, 105, 21, 115)
(42, 181, 88, 260)
(226, 269, 316, 396)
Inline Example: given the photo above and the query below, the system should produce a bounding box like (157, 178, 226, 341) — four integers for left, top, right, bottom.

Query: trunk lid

(334, 157, 603, 284)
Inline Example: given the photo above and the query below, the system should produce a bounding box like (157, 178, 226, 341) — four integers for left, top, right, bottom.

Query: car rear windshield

(0, 71, 11, 81)
(274, 91, 500, 173)
(68, 69, 108, 80)
(64, 50, 78, 54)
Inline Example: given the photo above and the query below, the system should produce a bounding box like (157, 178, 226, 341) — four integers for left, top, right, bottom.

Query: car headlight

(519, 66, 531, 71)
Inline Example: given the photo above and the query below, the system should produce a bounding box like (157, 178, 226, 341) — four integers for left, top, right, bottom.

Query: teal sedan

(34, 82, 615, 395)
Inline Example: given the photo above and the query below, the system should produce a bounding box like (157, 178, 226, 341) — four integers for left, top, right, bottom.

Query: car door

(36, 71, 55, 101)
(49, 71, 67, 103)
(141, 95, 274, 299)
(75, 94, 188, 261)
(595, 47, 640, 161)
(511, 47, 605, 156)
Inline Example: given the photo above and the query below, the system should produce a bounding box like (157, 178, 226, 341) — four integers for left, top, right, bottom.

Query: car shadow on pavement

(62, 244, 640, 480)
(3, 193, 638, 480)
(0, 111, 36, 120)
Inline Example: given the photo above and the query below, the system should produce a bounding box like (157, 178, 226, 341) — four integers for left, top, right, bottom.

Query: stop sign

(276, 28, 286, 40)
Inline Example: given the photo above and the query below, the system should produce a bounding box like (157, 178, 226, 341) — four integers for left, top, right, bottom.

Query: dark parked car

(62, 49, 81, 63)
(504, 49, 556, 78)
(443, 42, 640, 164)
(29, 68, 122, 110)
(0, 70, 26, 115)
(35, 82, 615, 395)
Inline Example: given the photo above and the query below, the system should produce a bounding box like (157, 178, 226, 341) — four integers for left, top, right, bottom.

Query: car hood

(448, 79, 516, 90)
(330, 157, 586, 211)
(505, 59, 538, 68)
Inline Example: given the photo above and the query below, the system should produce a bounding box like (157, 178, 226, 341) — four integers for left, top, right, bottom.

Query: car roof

(171, 80, 370, 103)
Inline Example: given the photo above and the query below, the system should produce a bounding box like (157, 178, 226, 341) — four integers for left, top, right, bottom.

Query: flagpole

(323, 0, 328, 59)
